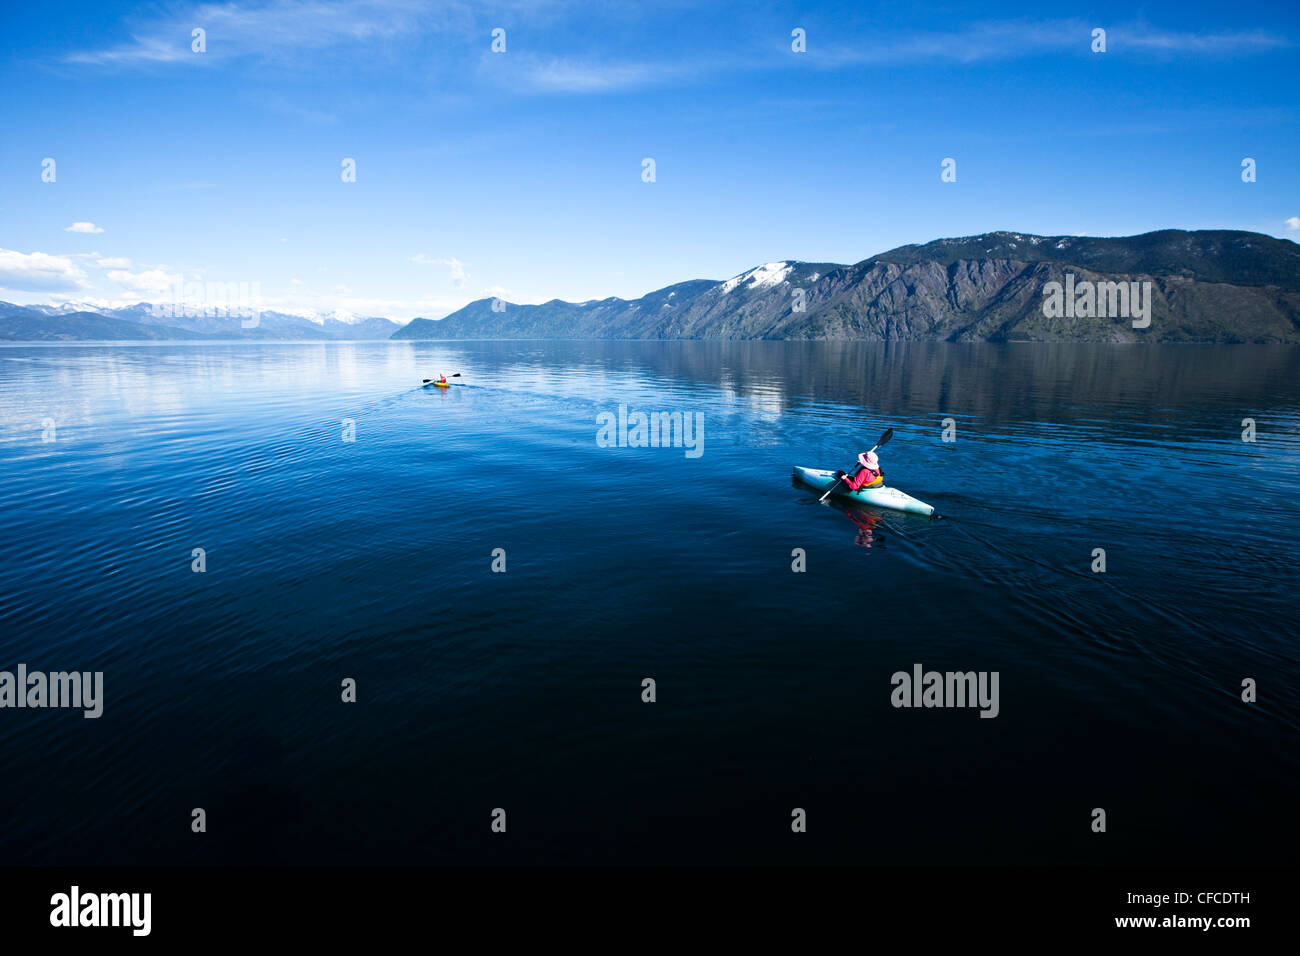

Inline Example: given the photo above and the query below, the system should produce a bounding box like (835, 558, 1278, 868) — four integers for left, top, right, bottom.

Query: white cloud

(107, 268, 182, 294)
(0, 249, 89, 292)
(411, 254, 469, 287)
(290, 277, 304, 285)
(95, 256, 132, 268)
(1286, 217, 1300, 231)
(66, 221, 105, 234)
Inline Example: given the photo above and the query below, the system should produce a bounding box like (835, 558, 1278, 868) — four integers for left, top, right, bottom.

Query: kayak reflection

(840, 507, 884, 548)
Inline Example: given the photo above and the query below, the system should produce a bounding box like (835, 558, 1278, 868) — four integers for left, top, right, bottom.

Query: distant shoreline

(3, 339, 1295, 348)
(7, 228, 1299, 344)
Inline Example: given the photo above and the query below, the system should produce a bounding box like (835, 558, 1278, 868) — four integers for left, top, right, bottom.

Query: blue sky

(1, 0, 1297, 320)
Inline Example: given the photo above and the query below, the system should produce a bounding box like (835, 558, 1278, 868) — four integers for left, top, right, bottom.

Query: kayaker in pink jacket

(836, 451, 883, 490)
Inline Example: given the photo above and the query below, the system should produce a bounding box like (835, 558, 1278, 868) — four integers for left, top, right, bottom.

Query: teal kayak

(793, 466, 935, 516)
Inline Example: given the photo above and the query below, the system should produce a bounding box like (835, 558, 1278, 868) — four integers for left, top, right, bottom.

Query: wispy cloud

(811, 20, 1289, 67)
(65, 221, 104, 234)
(489, 19, 1292, 95)
(411, 254, 469, 287)
(503, 55, 685, 93)
(1286, 217, 1300, 231)
(63, 3, 1290, 94)
(810, 20, 1082, 66)
(63, 0, 459, 67)
(68, 34, 193, 66)
(1121, 26, 1289, 54)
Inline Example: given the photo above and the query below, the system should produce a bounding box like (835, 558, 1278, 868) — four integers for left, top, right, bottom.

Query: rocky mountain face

(393, 230, 1300, 343)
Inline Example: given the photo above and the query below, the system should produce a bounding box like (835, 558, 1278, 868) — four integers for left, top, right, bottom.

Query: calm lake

(1, 340, 1297, 864)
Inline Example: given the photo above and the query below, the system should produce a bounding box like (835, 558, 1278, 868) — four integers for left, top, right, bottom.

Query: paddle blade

(877, 428, 894, 447)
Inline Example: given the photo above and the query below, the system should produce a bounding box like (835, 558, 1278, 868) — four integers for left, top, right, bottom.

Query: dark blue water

(1, 341, 1297, 864)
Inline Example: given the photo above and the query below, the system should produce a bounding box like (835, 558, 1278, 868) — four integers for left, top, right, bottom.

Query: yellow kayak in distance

(423, 374, 461, 388)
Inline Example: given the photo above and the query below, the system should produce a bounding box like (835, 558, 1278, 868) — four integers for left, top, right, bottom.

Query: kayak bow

(793, 466, 935, 516)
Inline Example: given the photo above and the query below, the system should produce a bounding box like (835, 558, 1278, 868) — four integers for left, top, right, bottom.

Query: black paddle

(819, 428, 894, 502)
(422, 373, 462, 384)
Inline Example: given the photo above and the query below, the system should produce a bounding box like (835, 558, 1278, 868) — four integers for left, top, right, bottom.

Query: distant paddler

(422, 373, 461, 388)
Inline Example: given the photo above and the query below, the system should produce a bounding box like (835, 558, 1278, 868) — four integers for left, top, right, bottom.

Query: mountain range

(5, 230, 1298, 343)
(0, 301, 401, 341)
(394, 230, 1300, 343)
